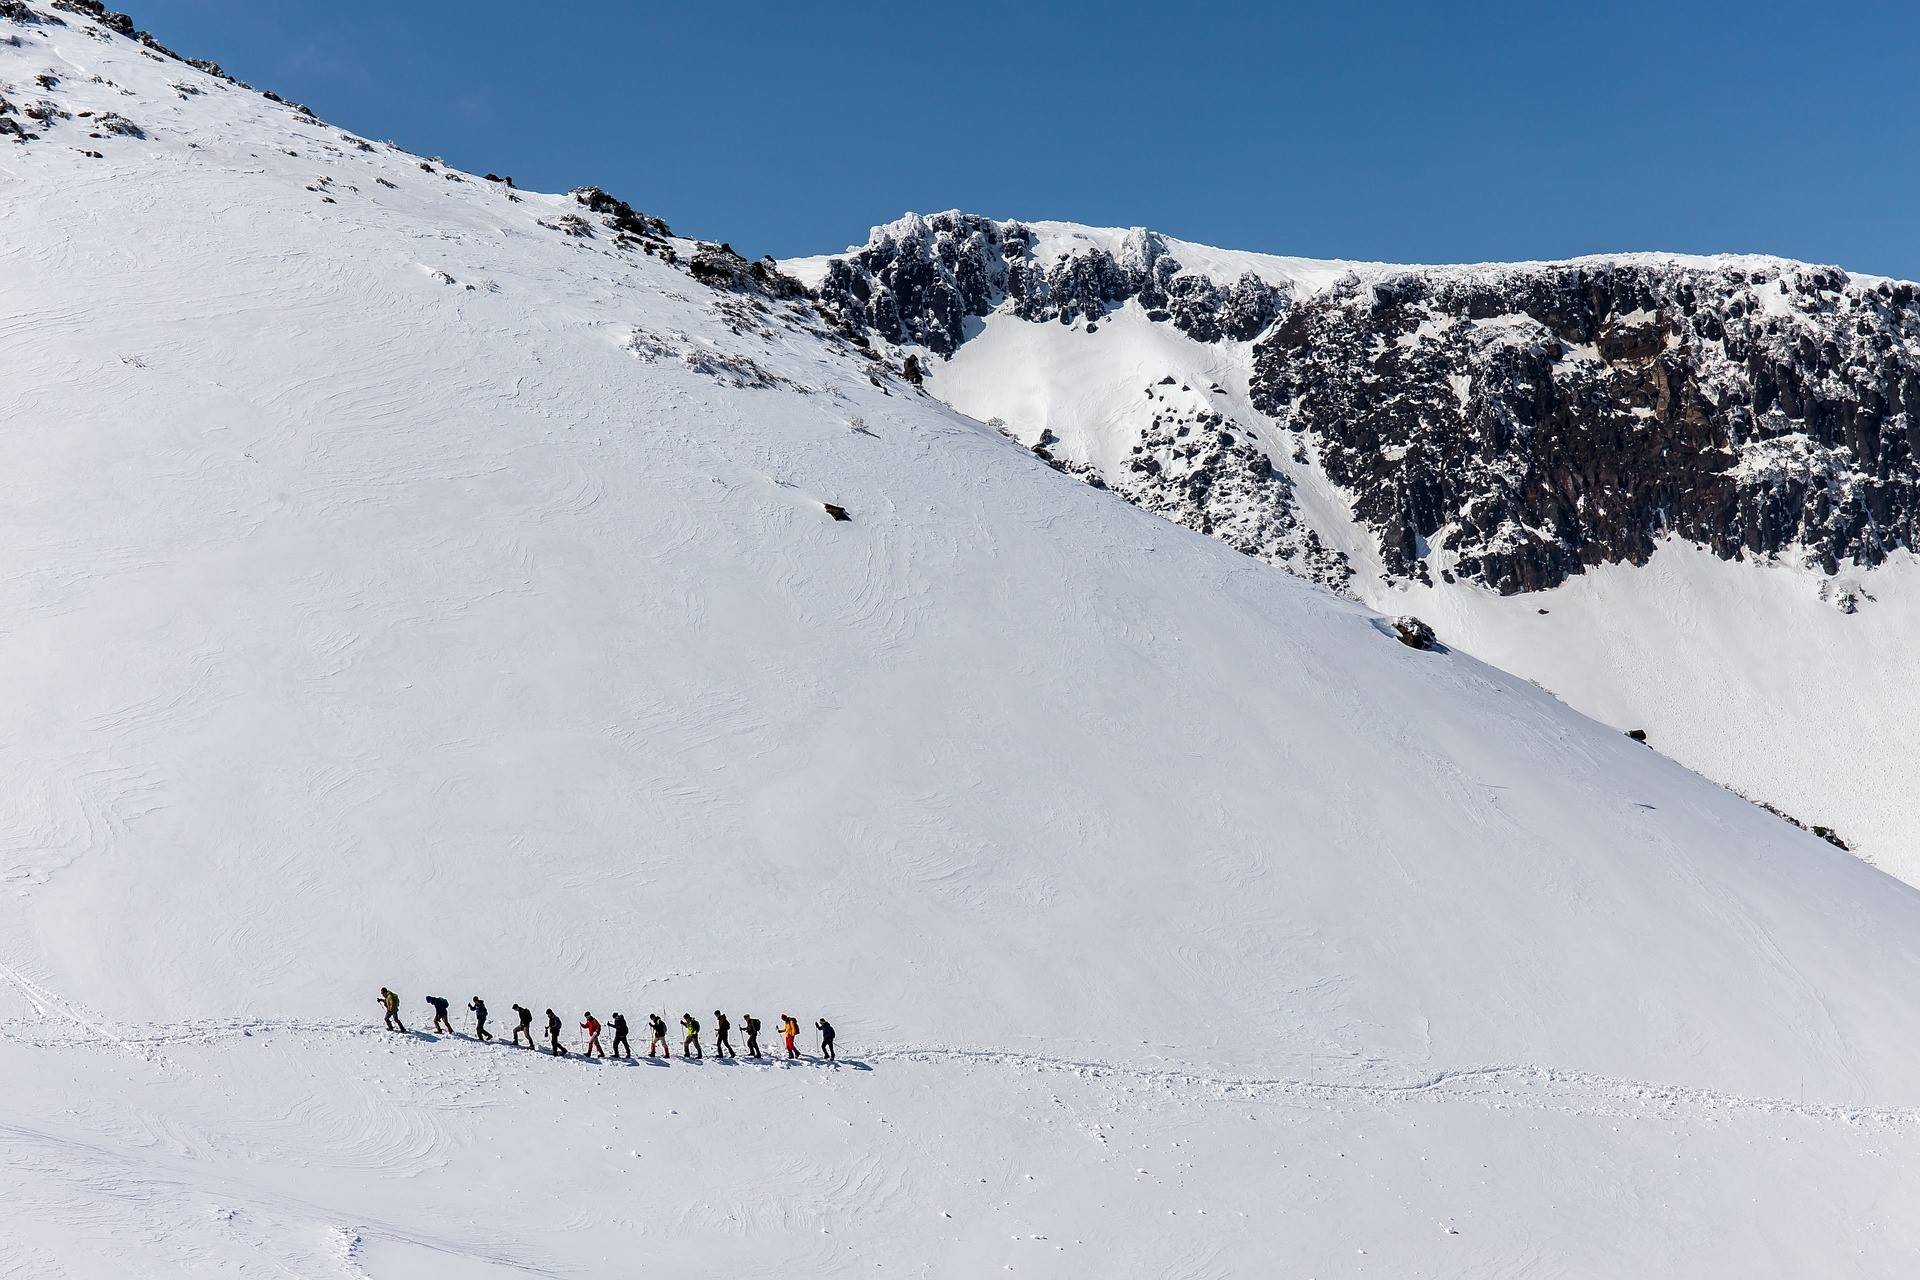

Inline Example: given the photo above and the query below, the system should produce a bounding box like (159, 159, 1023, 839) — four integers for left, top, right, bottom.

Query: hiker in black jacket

(713, 1011, 734, 1058)
(742, 1013, 762, 1059)
(469, 996, 492, 1041)
(511, 1003, 534, 1048)
(610, 1011, 631, 1058)
(545, 1008, 567, 1056)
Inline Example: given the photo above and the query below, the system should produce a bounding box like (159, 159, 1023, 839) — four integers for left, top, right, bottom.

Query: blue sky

(140, 1, 1918, 277)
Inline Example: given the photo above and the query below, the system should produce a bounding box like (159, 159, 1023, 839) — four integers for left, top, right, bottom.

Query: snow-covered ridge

(789, 208, 1863, 296)
(800, 208, 1920, 601)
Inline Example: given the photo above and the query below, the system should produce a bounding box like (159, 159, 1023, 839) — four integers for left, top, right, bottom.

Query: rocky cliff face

(1252, 262, 1920, 593)
(812, 213, 1920, 596)
(813, 212, 1285, 355)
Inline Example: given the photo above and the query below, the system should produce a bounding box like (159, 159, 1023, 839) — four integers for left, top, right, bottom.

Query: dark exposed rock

(812, 212, 1287, 357)
(1391, 616, 1439, 650)
(684, 242, 804, 300)
(1627, 729, 1648, 743)
(688, 244, 748, 288)
(1, 1, 50, 24)
(1118, 397, 1350, 586)
(0, 92, 31, 141)
(52, 0, 130, 32)
(92, 110, 141, 136)
(823, 503, 851, 522)
(1755, 800, 1851, 852)
(1251, 260, 1920, 593)
(570, 185, 670, 241)
(820, 214, 1920, 599)
(901, 353, 923, 386)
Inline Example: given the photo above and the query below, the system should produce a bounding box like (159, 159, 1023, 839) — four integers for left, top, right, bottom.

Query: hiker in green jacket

(681, 1012, 703, 1059)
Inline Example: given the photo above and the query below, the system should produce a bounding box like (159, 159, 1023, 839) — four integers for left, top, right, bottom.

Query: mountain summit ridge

(799, 207, 1920, 593)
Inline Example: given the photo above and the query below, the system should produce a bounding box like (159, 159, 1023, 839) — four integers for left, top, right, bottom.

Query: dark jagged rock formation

(1252, 261, 1920, 593)
(1111, 386, 1352, 586)
(1391, 616, 1439, 650)
(1756, 800, 1852, 853)
(1008, 386, 1353, 588)
(815, 212, 1920, 597)
(50, 0, 126, 32)
(813, 212, 1284, 356)
(571, 185, 672, 244)
(811, 212, 1346, 583)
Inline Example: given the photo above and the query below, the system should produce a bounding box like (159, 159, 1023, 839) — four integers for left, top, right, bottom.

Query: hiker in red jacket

(581, 1011, 606, 1058)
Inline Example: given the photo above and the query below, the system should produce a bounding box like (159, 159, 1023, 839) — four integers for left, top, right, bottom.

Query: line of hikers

(377, 989, 836, 1062)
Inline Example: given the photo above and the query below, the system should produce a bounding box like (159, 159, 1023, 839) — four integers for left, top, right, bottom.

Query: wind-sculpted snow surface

(9, 3, 1920, 1274)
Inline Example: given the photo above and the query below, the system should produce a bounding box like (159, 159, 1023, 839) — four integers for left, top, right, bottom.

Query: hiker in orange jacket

(779, 1013, 800, 1059)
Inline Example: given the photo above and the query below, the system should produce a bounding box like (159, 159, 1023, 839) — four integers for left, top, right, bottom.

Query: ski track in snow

(2, 1013, 1909, 1130)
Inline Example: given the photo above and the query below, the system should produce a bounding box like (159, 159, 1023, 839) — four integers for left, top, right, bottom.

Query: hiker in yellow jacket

(378, 987, 405, 1033)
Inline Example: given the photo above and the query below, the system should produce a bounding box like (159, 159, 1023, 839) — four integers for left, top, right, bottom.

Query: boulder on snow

(1390, 616, 1438, 650)
(689, 244, 752, 289)
(1626, 729, 1648, 743)
(92, 111, 143, 137)
(823, 503, 851, 522)
(570, 185, 670, 241)
(1756, 800, 1853, 852)
(52, 0, 131, 33)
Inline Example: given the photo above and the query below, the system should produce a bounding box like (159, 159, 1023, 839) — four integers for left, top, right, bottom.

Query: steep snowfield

(1366, 542, 1920, 876)
(7, 7, 1920, 1275)
(833, 226, 1920, 882)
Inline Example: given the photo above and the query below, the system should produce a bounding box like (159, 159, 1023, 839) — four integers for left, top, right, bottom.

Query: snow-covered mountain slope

(9, 5, 1920, 1275)
(795, 211, 1920, 880)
